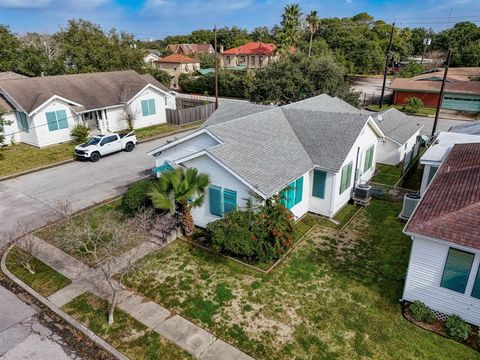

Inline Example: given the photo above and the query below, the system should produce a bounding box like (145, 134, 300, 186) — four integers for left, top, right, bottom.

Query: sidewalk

(18, 236, 254, 360)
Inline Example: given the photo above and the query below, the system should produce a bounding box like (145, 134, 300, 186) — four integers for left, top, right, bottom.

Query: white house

(0, 70, 176, 147)
(143, 50, 162, 66)
(403, 143, 480, 326)
(418, 131, 480, 195)
(147, 95, 384, 227)
(373, 108, 423, 166)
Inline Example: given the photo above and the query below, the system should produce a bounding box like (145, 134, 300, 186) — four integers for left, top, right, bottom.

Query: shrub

(206, 196, 295, 262)
(403, 96, 423, 113)
(70, 124, 89, 143)
(445, 315, 472, 341)
(121, 179, 154, 215)
(409, 300, 436, 323)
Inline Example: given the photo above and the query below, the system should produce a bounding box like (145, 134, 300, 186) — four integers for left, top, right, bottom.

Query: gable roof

(283, 94, 362, 113)
(222, 42, 296, 56)
(405, 143, 480, 250)
(0, 70, 170, 114)
(156, 54, 198, 64)
(375, 108, 423, 144)
(450, 121, 480, 136)
(203, 101, 274, 127)
(168, 44, 214, 55)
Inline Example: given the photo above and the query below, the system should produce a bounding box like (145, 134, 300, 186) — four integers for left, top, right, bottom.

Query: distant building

(390, 67, 480, 112)
(154, 54, 200, 89)
(167, 44, 215, 56)
(143, 50, 162, 66)
(220, 41, 295, 70)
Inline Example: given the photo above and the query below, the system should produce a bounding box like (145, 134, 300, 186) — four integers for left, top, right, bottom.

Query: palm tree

(149, 167, 210, 236)
(306, 10, 320, 57)
(276, 3, 302, 55)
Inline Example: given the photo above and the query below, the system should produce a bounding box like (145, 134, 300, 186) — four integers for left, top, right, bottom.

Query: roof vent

(377, 115, 383, 122)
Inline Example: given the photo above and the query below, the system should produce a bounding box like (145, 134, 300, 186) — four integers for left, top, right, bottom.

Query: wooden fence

(166, 100, 216, 126)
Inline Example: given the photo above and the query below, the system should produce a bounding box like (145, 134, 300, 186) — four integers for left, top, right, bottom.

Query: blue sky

(0, 0, 479, 39)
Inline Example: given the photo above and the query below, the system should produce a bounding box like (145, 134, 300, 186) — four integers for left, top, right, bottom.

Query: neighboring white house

(373, 108, 423, 166)
(418, 131, 480, 195)
(403, 143, 480, 326)
(147, 94, 384, 227)
(0, 70, 176, 147)
(143, 50, 162, 66)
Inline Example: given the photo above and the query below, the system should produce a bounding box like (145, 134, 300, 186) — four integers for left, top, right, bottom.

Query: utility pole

(214, 25, 219, 110)
(420, 27, 432, 64)
(379, 22, 395, 109)
(431, 49, 452, 137)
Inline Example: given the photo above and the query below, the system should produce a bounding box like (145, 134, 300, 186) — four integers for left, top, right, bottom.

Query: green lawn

(135, 121, 204, 141)
(62, 293, 192, 360)
(123, 200, 478, 360)
(6, 246, 71, 297)
(0, 142, 76, 177)
(371, 164, 403, 186)
(368, 104, 436, 116)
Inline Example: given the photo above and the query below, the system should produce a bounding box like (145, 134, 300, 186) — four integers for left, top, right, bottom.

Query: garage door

(442, 94, 480, 112)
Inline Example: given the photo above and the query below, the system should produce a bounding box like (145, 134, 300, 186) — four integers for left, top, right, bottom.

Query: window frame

(141, 98, 156, 117)
(339, 161, 353, 194)
(440, 247, 475, 294)
(471, 264, 480, 299)
(45, 110, 68, 132)
(363, 145, 374, 172)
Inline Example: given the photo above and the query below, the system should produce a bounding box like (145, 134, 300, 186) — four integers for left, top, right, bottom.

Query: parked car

(75, 132, 137, 162)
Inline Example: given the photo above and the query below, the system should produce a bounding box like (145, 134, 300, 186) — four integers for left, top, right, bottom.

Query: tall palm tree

(149, 167, 210, 236)
(276, 3, 302, 56)
(306, 10, 320, 57)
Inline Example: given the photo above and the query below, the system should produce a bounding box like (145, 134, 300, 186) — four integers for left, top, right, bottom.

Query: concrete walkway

(18, 236, 254, 360)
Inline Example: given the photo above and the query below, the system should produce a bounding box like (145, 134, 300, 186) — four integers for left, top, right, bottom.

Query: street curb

(1, 244, 130, 360)
(0, 125, 200, 182)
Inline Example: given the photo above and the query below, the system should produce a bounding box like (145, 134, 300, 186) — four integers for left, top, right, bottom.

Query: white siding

(399, 130, 421, 163)
(332, 122, 379, 215)
(376, 138, 402, 165)
(153, 132, 219, 170)
(420, 164, 439, 196)
(31, 99, 79, 147)
(2, 112, 21, 145)
(182, 155, 252, 227)
(403, 236, 480, 326)
(129, 87, 168, 129)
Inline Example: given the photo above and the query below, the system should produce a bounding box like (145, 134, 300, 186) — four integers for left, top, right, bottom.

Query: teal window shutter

(223, 189, 237, 214)
(56, 110, 68, 129)
(312, 170, 326, 198)
(279, 188, 287, 207)
(148, 99, 156, 115)
(15, 112, 29, 131)
(46, 111, 58, 131)
(339, 162, 353, 194)
(209, 185, 222, 216)
(287, 182, 295, 209)
(440, 248, 474, 293)
(141, 100, 149, 116)
(295, 177, 303, 205)
(471, 266, 480, 299)
(364, 145, 374, 172)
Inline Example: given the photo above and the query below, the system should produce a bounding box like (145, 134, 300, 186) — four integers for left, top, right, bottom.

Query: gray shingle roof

(375, 108, 423, 144)
(208, 107, 313, 197)
(204, 101, 274, 127)
(450, 121, 480, 136)
(283, 109, 370, 171)
(283, 94, 361, 113)
(0, 70, 170, 114)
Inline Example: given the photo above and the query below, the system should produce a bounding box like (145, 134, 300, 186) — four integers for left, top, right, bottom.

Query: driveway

(0, 129, 194, 248)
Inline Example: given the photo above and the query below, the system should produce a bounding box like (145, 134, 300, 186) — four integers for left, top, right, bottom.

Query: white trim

(147, 128, 223, 156)
(405, 233, 480, 255)
(175, 149, 267, 199)
(366, 115, 385, 139)
(264, 166, 315, 199)
(77, 104, 124, 114)
(28, 95, 83, 116)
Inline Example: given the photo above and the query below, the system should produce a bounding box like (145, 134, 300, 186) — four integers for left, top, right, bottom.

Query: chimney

(219, 45, 224, 53)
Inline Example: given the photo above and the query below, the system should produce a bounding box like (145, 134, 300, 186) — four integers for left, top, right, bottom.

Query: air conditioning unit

(400, 193, 421, 220)
(353, 183, 371, 206)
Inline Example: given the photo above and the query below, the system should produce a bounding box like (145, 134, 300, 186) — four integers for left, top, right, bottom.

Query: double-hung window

(15, 112, 29, 131)
(339, 162, 353, 194)
(209, 186, 237, 216)
(279, 176, 303, 209)
(141, 99, 156, 117)
(364, 145, 374, 172)
(440, 248, 474, 293)
(46, 110, 68, 132)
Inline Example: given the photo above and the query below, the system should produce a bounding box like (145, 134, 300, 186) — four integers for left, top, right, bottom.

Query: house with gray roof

(147, 94, 385, 227)
(373, 108, 424, 165)
(0, 70, 175, 147)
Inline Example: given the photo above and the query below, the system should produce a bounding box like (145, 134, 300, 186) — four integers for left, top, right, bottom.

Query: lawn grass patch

(134, 123, 177, 140)
(62, 292, 192, 360)
(6, 246, 71, 296)
(123, 200, 479, 359)
(368, 104, 436, 116)
(0, 142, 75, 177)
(371, 163, 403, 186)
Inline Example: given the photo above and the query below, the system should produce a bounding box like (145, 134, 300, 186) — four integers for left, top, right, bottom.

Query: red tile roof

(168, 43, 214, 55)
(156, 54, 198, 64)
(222, 42, 296, 56)
(406, 143, 480, 249)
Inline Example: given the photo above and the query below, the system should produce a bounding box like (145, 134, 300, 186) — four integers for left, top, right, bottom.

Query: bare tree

(57, 209, 153, 324)
(120, 104, 138, 131)
(11, 237, 38, 274)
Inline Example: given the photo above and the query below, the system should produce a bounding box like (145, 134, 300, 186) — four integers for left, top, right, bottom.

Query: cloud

(141, 0, 253, 17)
(0, 0, 109, 11)
(0, 0, 53, 9)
